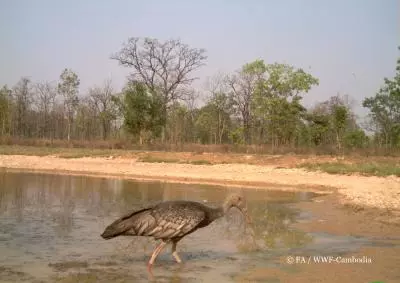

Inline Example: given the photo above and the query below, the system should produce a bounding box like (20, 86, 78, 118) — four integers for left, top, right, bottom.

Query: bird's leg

(147, 240, 167, 271)
(171, 241, 182, 264)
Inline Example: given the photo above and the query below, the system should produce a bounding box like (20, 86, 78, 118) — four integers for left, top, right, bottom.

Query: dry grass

(0, 145, 124, 158)
(137, 155, 181, 163)
(298, 161, 400, 177)
(1, 142, 400, 177)
(1, 137, 400, 156)
(137, 154, 219, 165)
(189, 159, 213, 165)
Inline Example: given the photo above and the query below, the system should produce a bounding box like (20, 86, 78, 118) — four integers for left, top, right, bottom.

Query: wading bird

(101, 194, 251, 271)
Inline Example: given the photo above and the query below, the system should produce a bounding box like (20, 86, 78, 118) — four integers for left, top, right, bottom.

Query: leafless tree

(180, 87, 199, 111)
(205, 72, 233, 144)
(0, 85, 12, 136)
(180, 88, 200, 143)
(88, 79, 117, 140)
(205, 72, 228, 96)
(35, 81, 57, 138)
(226, 69, 262, 144)
(12, 77, 32, 137)
(74, 96, 99, 140)
(111, 37, 207, 141)
(112, 37, 207, 104)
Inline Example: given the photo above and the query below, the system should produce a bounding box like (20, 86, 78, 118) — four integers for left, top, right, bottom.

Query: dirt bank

(0, 155, 399, 212)
(293, 193, 400, 237)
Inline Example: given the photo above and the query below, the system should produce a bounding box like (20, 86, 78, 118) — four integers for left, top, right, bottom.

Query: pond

(0, 171, 392, 282)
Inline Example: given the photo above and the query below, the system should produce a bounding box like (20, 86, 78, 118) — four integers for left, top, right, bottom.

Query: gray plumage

(101, 194, 250, 270)
(101, 201, 222, 240)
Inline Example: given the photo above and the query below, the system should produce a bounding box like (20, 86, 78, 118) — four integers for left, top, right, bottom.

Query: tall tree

(181, 88, 200, 143)
(58, 69, 80, 141)
(35, 81, 57, 139)
(195, 98, 232, 144)
(75, 97, 99, 140)
(305, 103, 331, 146)
(195, 104, 218, 144)
(330, 98, 350, 151)
(12, 77, 33, 137)
(88, 79, 118, 140)
(262, 63, 319, 98)
(252, 63, 318, 146)
(205, 73, 234, 144)
(227, 60, 267, 144)
(119, 82, 164, 144)
(306, 94, 361, 149)
(167, 102, 190, 144)
(0, 85, 12, 136)
(363, 47, 400, 148)
(111, 37, 207, 141)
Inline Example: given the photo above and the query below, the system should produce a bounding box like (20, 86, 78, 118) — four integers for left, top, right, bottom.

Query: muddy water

(0, 171, 395, 283)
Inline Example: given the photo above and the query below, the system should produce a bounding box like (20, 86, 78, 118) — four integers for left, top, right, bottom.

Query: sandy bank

(0, 155, 399, 211)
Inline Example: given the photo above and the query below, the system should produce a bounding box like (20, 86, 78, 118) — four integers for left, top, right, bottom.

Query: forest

(1, 38, 399, 155)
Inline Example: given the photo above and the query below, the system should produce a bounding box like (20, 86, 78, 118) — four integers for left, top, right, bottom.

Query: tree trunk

(1, 118, 5, 136)
(139, 134, 143, 145)
(336, 131, 342, 151)
(243, 120, 251, 144)
(219, 122, 225, 144)
(67, 121, 71, 142)
(102, 120, 108, 140)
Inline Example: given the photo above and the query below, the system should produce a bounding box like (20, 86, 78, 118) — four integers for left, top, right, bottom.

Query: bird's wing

(146, 203, 206, 239)
(101, 207, 154, 239)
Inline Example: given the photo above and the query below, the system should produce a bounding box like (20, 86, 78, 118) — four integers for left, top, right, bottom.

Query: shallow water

(0, 171, 392, 282)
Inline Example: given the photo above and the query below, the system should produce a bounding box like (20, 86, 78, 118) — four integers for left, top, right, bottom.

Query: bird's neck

(208, 206, 225, 222)
(222, 200, 231, 214)
(206, 200, 232, 223)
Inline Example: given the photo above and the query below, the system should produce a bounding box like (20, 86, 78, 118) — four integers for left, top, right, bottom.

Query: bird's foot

(146, 264, 155, 281)
(147, 262, 154, 273)
(172, 251, 182, 264)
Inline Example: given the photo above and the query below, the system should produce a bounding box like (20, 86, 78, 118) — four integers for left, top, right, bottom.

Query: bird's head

(223, 194, 252, 224)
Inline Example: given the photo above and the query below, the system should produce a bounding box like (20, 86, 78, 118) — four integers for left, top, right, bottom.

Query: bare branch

(35, 81, 57, 111)
(111, 37, 207, 105)
(204, 72, 229, 97)
(88, 78, 118, 139)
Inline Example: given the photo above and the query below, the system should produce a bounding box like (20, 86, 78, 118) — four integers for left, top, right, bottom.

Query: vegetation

(1, 143, 398, 176)
(298, 161, 400, 177)
(0, 145, 121, 158)
(0, 38, 399, 156)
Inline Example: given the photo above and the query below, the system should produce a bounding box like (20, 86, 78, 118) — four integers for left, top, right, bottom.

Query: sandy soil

(235, 245, 400, 283)
(293, 193, 400, 238)
(1, 155, 399, 214)
(238, 193, 400, 283)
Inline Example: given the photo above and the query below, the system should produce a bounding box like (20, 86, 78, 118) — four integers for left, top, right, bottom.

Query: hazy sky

(1, 0, 399, 119)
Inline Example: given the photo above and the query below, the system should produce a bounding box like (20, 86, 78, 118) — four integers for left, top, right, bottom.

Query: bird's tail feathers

(101, 208, 150, 239)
